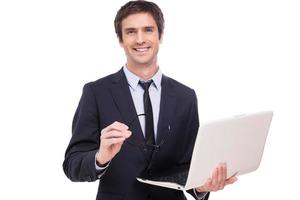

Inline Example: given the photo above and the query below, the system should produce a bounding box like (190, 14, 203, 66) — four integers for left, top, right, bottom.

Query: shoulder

(83, 68, 124, 91)
(163, 75, 196, 98)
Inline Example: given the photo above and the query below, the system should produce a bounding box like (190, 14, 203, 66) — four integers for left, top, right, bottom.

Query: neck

(126, 63, 158, 81)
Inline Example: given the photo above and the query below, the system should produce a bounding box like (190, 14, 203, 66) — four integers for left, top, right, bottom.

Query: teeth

(135, 47, 149, 52)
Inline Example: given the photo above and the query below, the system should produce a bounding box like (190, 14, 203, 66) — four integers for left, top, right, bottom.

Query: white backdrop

(0, 0, 299, 199)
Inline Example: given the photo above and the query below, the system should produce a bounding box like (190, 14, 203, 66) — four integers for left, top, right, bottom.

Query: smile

(133, 47, 150, 52)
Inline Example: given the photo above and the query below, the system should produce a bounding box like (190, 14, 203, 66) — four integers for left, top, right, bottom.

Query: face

(120, 13, 162, 69)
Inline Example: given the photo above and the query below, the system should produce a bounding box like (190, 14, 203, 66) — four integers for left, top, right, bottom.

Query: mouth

(133, 47, 151, 53)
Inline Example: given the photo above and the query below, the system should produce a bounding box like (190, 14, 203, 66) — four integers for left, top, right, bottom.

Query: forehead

(121, 12, 157, 30)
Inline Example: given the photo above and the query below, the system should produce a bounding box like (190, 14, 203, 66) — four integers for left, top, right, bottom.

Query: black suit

(63, 68, 209, 200)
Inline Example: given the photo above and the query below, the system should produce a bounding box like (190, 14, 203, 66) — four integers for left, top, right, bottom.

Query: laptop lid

(185, 110, 273, 189)
(137, 111, 273, 190)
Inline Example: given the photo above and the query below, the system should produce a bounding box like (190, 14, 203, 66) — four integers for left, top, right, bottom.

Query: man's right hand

(96, 121, 131, 166)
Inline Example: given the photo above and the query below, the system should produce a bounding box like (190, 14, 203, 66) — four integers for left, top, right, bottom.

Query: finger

(111, 121, 129, 130)
(207, 178, 213, 188)
(225, 176, 238, 185)
(211, 166, 219, 191)
(101, 121, 129, 134)
(216, 163, 225, 190)
(125, 130, 132, 138)
(101, 130, 131, 139)
(218, 163, 226, 190)
(101, 130, 122, 139)
(105, 137, 126, 146)
(224, 162, 227, 181)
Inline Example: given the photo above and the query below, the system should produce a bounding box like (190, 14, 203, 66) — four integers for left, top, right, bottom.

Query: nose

(136, 31, 145, 45)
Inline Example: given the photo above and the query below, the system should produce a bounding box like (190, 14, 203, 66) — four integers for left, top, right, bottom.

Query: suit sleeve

(63, 83, 101, 182)
(185, 90, 210, 200)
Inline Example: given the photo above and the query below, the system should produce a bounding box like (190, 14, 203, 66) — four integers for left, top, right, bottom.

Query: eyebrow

(124, 26, 155, 31)
(144, 26, 155, 30)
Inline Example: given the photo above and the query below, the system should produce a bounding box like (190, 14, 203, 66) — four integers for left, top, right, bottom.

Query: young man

(63, 1, 237, 200)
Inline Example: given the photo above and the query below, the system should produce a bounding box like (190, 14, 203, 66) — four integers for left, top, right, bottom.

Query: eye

(145, 27, 153, 32)
(126, 29, 136, 35)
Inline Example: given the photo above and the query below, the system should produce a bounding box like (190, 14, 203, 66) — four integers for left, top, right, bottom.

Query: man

(63, 1, 237, 200)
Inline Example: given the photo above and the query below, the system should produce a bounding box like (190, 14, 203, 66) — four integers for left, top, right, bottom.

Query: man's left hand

(195, 163, 238, 193)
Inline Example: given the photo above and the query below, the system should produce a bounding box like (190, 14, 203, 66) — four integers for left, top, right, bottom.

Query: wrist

(96, 151, 109, 166)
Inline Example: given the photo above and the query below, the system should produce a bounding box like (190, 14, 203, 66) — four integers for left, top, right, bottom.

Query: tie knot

(139, 80, 153, 91)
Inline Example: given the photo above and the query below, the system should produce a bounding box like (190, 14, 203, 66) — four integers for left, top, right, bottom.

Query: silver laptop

(137, 111, 273, 190)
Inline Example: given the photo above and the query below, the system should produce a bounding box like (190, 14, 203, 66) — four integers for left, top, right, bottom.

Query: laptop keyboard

(150, 169, 189, 186)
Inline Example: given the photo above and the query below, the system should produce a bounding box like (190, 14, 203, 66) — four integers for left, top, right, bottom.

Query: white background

(0, 0, 299, 199)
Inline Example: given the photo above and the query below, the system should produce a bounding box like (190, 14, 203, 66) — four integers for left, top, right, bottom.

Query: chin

(132, 58, 152, 65)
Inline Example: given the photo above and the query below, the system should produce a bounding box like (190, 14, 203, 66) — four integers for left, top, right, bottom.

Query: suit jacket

(63, 68, 210, 200)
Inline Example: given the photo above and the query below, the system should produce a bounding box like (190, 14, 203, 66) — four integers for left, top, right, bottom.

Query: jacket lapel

(156, 75, 176, 144)
(109, 68, 145, 144)
(109, 70, 176, 153)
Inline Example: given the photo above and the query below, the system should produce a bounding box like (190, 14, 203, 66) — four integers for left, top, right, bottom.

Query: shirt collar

(123, 65, 162, 91)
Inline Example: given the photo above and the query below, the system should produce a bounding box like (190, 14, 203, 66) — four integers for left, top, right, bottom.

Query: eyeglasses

(126, 113, 166, 152)
(126, 113, 171, 172)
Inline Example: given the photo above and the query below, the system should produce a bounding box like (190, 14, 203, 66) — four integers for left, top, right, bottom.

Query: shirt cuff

(95, 152, 110, 178)
(193, 188, 208, 200)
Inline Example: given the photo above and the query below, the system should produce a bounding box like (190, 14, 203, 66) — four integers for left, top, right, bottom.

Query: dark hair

(114, 0, 164, 42)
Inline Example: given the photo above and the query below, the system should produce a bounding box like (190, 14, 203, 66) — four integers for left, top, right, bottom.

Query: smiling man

(63, 1, 237, 200)
(119, 12, 161, 80)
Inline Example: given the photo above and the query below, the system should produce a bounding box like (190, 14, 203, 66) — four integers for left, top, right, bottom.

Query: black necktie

(139, 80, 155, 145)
